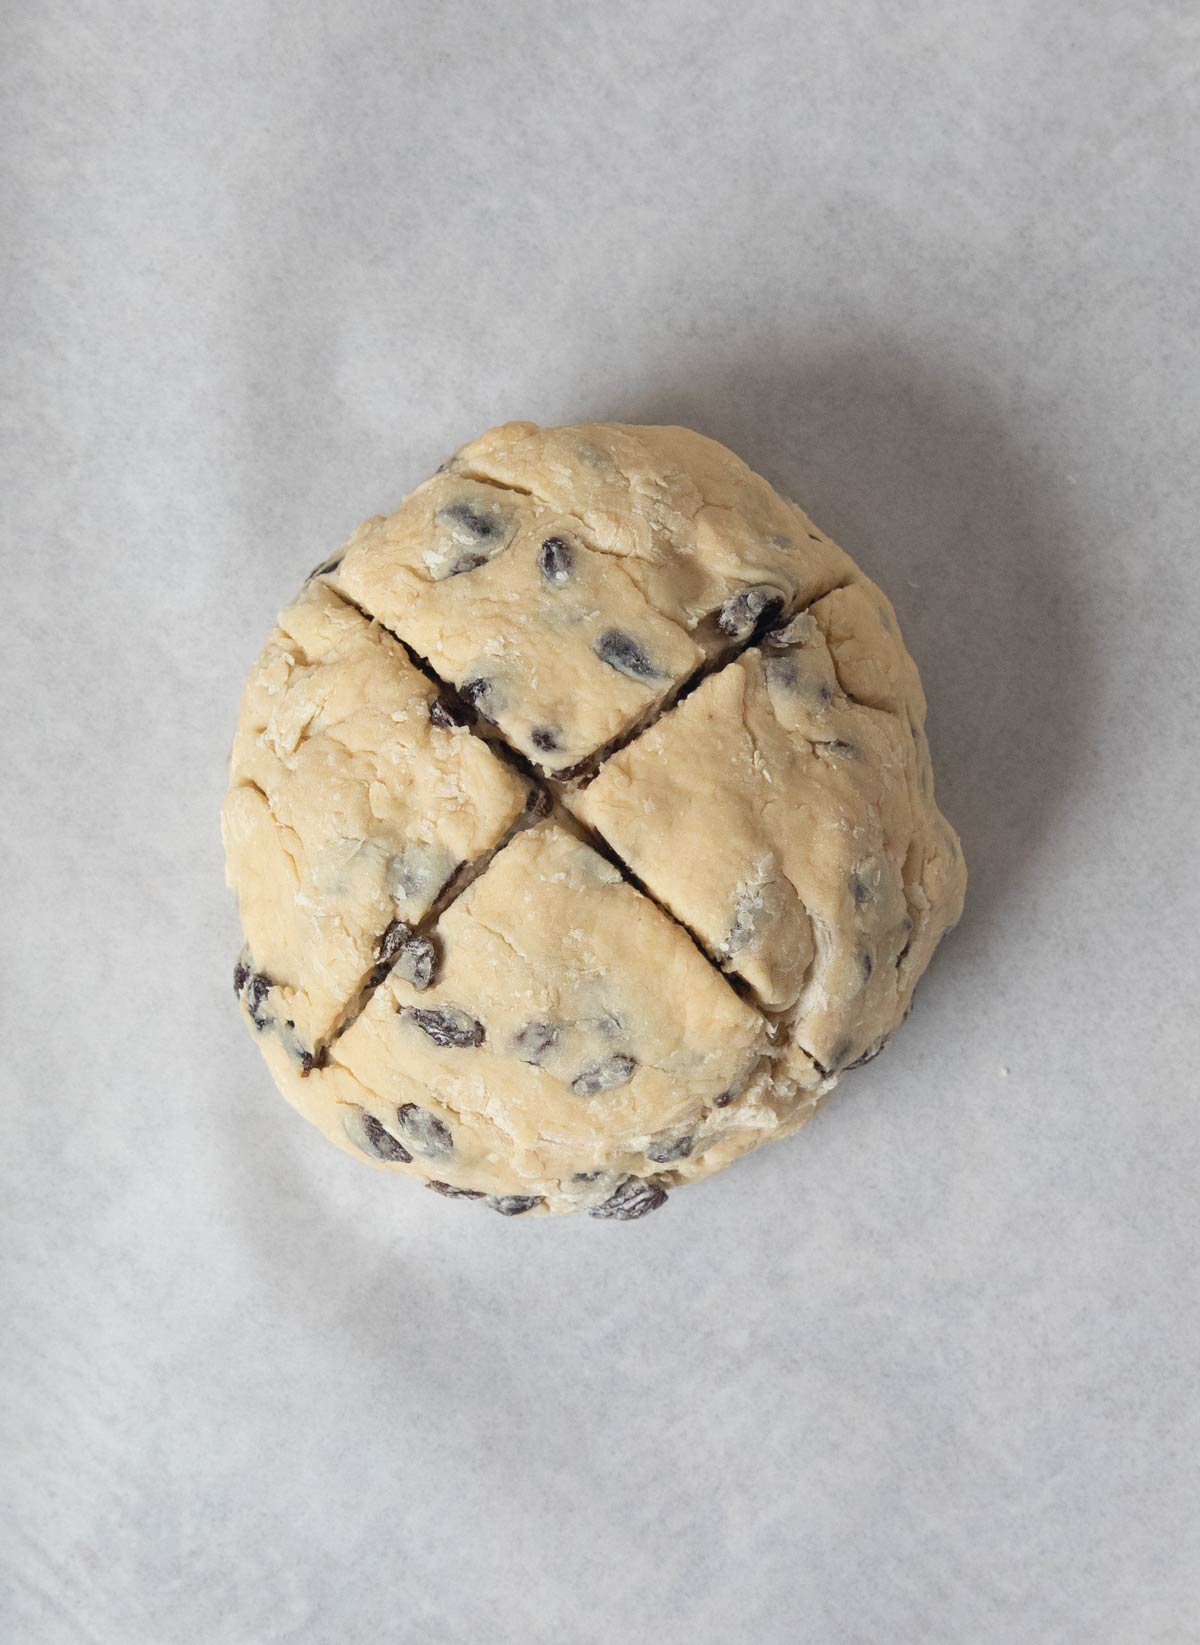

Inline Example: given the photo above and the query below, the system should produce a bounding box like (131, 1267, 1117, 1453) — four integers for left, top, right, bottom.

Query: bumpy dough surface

(223, 422, 965, 1219)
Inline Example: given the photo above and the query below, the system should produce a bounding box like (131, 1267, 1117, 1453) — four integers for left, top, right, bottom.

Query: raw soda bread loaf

(222, 422, 966, 1219)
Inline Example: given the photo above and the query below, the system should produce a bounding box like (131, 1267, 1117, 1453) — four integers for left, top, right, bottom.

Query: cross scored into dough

(223, 422, 966, 1219)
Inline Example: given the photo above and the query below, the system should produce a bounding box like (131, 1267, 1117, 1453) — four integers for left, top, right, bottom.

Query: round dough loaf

(222, 422, 966, 1219)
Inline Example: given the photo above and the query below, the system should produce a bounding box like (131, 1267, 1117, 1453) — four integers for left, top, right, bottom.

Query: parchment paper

(3, 3, 1198, 1640)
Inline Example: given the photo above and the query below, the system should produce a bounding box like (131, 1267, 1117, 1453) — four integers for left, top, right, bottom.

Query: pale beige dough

(224, 422, 966, 1218)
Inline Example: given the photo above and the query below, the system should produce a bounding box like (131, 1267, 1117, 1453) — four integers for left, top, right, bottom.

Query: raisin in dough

(224, 422, 966, 1218)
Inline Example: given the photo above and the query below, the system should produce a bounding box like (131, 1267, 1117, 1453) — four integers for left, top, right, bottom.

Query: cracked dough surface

(223, 421, 966, 1219)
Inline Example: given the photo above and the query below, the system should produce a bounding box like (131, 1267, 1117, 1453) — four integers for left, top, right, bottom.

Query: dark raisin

(713, 1088, 738, 1108)
(589, 1179, 668, 1221)
(512, 1020, 560, 1065)
(388, 847, 440, 902)
(487, 1195, 544, 1216)
(715, 586, 784, 640)
(244, 972, 272, 1029)
(403, 1005, 485, 1048)
(297, 1046, 327, 1075)
(438, 500, 506, 542)
(426, 1180, 485, 1199)
(460, 677, 494, 716)
(594, 629, 663, 682)
(395, 935, 436, 991)
(396, 1103, 454, 1157)
(377, 919, 411, 964)
(646, 1134, 694, 1164)
(572, 1170, 604, 1182)
(763, 653, 799, 692)
(538, 536, 574, 585)
(428, 698, 464, 730)
(531, 726, 560, 753)
(850, 870, 872, 908)
(860, 950, 874, 983)
(815, 739, 860, 760)
(233, 957, 250, 996)
(360, 1113, 412, 1164)
(724, 880, 786, 959)
(527, 784, 552, 818)
(570, 1054, 637, 1096)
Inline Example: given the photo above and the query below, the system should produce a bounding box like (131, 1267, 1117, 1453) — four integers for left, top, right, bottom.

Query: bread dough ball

(224, 423, 966, 1218)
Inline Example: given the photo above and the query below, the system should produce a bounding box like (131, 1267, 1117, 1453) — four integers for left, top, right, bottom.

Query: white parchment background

(3, 3, 1198, 1642)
